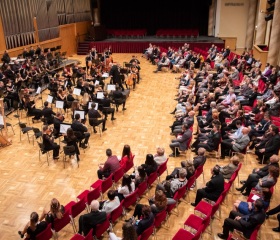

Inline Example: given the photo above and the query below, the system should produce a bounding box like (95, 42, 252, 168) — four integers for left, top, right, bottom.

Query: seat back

(176, 185, 186, 200)
(195, 165, 203, 179)
(147, 171, 158, 187)
(53, 204, 72, 232)
(185, 174, 196, 190)
(157, 158, 168, 177)
(113, 167, 124, 183)
(249, 225, 261, 240)
(154, 210, 167, 228)
(137, 181, 148, 197)
(95, 217, 110, 239)
(110, 202, 123, 224)
(63, 145, 76, 155)
(166, 202, 176, 215)
(138, 224, 154, 240)
(87, 188, 101, 204)
(124, 155, 135, 173)
(71, 198, 86, 218)
(36, 223, 52, 240)
(101, 174, 113, 194)
(211, 195, 223, 217)
(122, 189, 138, 209)
(19, 123, 27, 129)
(83, 229, 93, 240)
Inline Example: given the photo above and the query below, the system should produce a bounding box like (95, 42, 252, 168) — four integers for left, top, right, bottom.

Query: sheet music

(251, 194, 260, 201)
(102, 73, 109, 78)
(47, 95, 53, 104)
(107, 84, 116, 91)
(74, 110, 85, 119)
(95, 80, 99, 86)
(36, 87, 41, 94)
(56, 101, 64, 109)
(59, 124, 71, 134)
(97, 92, 104, 99)
(0, 115, 4, 125)
(73, 88, 81, 96)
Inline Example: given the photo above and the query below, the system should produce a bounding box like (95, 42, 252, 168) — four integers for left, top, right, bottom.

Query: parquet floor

(0, 53, 279, 240)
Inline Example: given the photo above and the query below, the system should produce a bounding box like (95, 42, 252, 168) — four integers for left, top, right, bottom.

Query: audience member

(153, 147, 167, 166)
(100, 190, 120, 214)
(97, 149, 120, 179)
(141, 154, 158, 176)
(219, 155, 240, 179)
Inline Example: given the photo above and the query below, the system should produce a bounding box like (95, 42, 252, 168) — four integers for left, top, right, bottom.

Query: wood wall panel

(0, 21, 90, 58)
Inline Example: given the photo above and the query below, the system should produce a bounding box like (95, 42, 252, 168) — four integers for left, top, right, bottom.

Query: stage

(77, 36, 224, 54)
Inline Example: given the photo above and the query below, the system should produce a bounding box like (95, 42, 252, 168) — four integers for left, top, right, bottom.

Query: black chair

(32, 127, 42, 145)
(37, 141, 51, 166)
(0, 123, 15, 135)
(89, 118, 102, 137)
(63, 145, 79, 168)
(19, 123, 33, 143)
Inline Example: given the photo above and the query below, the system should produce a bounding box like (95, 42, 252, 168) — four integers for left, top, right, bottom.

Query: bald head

(242, 127, 249, 135)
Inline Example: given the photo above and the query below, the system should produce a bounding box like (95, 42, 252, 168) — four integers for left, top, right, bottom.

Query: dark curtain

(100, 0, 210, 36)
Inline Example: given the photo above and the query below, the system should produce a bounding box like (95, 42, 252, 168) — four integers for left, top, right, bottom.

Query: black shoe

(190, 203, 196, 207)
(242, 192, 249, 196)
(240, 180, 246, 185)
(273, 227, 280, 232)
(217, 233, 227, 239)
(102, 128, 107, 132)
(153, 70, 158, 73)
(18, 231, 24, 238)
(235, 187, 243, 192)
(111, 117, 116, 120)
(123, 108, 127, 111)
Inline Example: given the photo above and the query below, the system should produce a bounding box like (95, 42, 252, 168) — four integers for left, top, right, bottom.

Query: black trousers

(238, 173, 259, 194)
(102, 108, 115, 119)
(97, 169, 111, 179)
(194, 188, 218, 206)
(133, 204, 144, 219)
(221, 139, 234, 157)
(222, 211, 246, 238)
(45, 143, 60, 158)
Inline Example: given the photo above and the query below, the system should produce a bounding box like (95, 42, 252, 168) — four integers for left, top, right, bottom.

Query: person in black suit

(42, 125, 60, 159)
(78, 200, 107, 236)
(191, 165, 224, 206)
(255, 124, 280, 164)
(42, 101, 56, 124)
(217, 199, 266, 239)
(71, 113, 90, 148)
(132, 205, 154, 236)
(192, 147, 207, 169)
(112, 86, 126, 111)
(109, 63, 124, 91)
(88, 103, 107, 133)
(1, 50, 10, 66)
(53, 112, 65, 138)
(100, 92, 116, 121)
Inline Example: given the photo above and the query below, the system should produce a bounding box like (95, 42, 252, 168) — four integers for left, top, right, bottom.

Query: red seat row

(156, 29, 199, 37)
(107, 29, 147, 38)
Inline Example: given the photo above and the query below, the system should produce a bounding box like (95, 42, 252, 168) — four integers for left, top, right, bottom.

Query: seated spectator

(153, 52, 170, 73)
(78, 200, 107, 236)
(220, 127, 250, 159)
(133, 166, 147, 188)
(156, 168, 188, 197)
(131, 205, 154, 236)
(266, 204, 280, 232)
(100, 190, 120, 214)
(166, 159, 195, 180)
(169, 124, 192, 157)
(117, 174, 135, 201)
(236, 165, 279, 196)
(39, 198, 64, 228)
(193, 147, 207, 169)
(97, 149, 120, 179)
(191, 165, 224, 207)
(254, 124, 280, 164)
(172, 111, 195, 134)
(219, 155, 240, 179)
(18, 212, 47, 239)
(42, 125, 60, 160)
(217, 199, 265, 239)
(233, 188, 272, 215)
(141, 154, 158, 176)
(191, 124, 221, 153)
(119, 144, 133, 169)
(132, 190, 167, 222)
(153, 147, 167, 166)
(109, 222, 137, 240)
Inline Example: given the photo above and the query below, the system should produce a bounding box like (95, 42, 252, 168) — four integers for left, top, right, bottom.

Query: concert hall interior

(0, 0, 280, 240)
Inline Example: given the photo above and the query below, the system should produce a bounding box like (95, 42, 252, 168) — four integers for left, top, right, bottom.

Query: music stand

(56, 45, 62, 50)
(74, 110, 85, 119)
(59, 123, 71, 134)
(50, 47, 56, 52)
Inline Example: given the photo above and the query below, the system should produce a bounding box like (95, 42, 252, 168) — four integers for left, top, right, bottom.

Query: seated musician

(24, 95, 42, 123)
(48, 78, 58, 98)
(88, 103, 107, 133)
(42, 101, 56, 125)
(71, 113, 90, 149)
(112, 86, 127, 111)
(42, 125, 60, 160)
(100, 92, 116, 121)
(53, 112, 65, 138)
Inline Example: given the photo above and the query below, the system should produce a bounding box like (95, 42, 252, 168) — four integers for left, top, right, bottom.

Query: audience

(119, 144, 133, 169)
(100, 190, 120, 214)
(219, 155, 240, 179)
(141, 154, 158, 176)
(97, 148, 120, 179)
(153, 147, 167, 166)
(109, 222, 138, 240)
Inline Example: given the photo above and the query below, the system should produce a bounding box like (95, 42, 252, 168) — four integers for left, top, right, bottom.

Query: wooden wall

(0, 21, 91, 59)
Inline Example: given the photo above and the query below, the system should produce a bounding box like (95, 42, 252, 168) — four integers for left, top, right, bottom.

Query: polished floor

(0, 54, 279, 240)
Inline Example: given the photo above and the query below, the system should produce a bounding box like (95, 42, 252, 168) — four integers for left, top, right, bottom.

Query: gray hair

(90, 200, 100, 211)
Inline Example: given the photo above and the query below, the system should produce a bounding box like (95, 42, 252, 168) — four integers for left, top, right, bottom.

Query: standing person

(97, 149, 120, 179)
(42, 125, 60, 160)
(109, 63, 124, 91)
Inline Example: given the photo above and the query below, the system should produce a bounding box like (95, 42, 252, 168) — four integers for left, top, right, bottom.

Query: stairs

(77, 42, 90, 55)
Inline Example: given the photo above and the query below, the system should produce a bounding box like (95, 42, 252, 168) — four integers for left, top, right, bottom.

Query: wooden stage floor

(0, 54, 279, 240)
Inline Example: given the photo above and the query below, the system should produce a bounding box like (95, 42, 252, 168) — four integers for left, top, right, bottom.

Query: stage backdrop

(99, 0, 211, 36)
